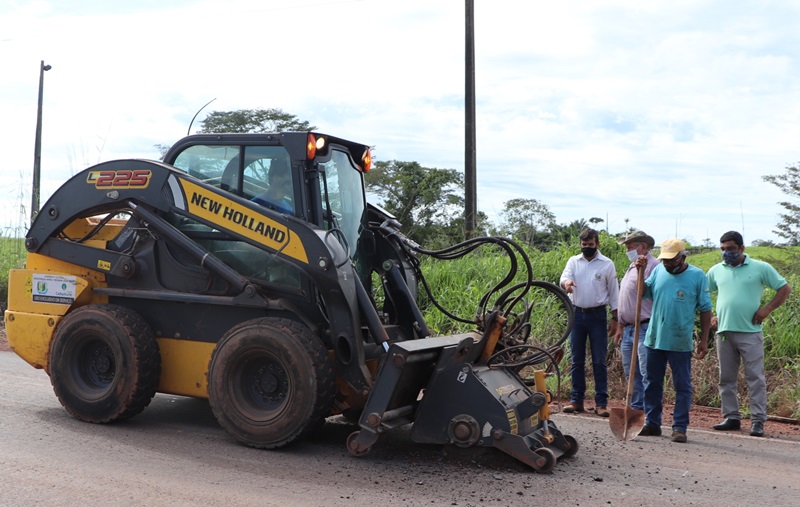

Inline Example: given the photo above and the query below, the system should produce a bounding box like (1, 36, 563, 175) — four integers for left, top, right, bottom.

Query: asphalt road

(2, 350, 799, 507)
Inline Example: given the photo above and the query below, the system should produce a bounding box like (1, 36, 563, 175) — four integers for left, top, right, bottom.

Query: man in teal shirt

(707, 231, 791, 437)
(635, 238, 712, 443)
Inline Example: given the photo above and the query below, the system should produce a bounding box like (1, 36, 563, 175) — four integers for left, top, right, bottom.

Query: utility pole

(31, 60, 52, 224)
(464, 0, 477, 239)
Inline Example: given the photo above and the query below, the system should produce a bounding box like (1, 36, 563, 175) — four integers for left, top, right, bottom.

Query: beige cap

(658, 238, 686, 259)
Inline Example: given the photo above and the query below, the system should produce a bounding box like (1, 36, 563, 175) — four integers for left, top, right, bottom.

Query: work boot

(562, 403, 584, 414)
(595, 406, 610, 418)
(638, 424, 662, 436)
(671, 430, 688, 443)
(750, 420, 765, 437)
(713, 418, 741, 431)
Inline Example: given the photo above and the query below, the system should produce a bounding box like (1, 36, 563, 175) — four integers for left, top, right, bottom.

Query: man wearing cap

(634, 238, 712, 443)
(559, 228, 619, 417)
(613, 230, 660, 413)
(707, 231, 791, 437)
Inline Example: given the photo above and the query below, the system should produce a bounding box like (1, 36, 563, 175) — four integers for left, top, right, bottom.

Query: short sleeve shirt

(643, 264, 712, 352)
(707, 255, 788, 333)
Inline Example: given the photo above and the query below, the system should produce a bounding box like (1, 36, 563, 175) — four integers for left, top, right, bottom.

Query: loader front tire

(49, 305, 161, 423)
(207, 318, 335, 449)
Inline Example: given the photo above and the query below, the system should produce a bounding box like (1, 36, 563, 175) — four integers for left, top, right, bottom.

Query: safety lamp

(362, 149, 372, 172)
(306, 133, 317, 159)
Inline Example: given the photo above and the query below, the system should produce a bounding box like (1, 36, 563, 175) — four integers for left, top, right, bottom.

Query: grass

(0, 233, 26, 312)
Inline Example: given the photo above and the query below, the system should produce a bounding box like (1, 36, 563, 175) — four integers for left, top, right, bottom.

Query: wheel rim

(232, 350, 291, 420)
(68, 337, 117, 395)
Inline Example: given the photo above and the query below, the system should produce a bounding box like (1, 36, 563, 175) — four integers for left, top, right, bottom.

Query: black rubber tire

(207, 317, 335, 449)
(49, 305, 161, 423)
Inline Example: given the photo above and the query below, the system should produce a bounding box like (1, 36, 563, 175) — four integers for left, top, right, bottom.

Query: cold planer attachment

(348, 315, 577, 472)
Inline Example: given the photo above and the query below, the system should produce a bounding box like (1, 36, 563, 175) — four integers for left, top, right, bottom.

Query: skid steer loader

(5, 132, 577, 472)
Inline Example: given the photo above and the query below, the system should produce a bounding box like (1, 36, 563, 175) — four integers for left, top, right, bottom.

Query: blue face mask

(722, 249, 740, 265)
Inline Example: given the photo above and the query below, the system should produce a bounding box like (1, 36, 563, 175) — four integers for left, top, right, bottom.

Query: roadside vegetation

(0, 232, 26, 312)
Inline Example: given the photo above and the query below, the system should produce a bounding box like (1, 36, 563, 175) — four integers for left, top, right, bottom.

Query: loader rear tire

(49, 305, 161, 423)
(207, 317, 335, 449)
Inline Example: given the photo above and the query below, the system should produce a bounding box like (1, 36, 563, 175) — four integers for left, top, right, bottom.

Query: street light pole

(31, 60, 52, 224)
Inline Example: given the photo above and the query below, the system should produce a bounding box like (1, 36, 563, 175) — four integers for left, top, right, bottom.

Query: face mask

(581, 246, 597, 258)
(722, 250, 740, 265)
(664, 262, 683, 274)
(626, 249, 639, 262)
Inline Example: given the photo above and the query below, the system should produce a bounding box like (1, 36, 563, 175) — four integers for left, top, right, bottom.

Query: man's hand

(696, 340, 708, 360)
(710, 316, 718, 330)
(611, 322, 622, 345)
(752, 307, 770, 326)
(608, 319, 620, 339)
(562, 280, 577, 294)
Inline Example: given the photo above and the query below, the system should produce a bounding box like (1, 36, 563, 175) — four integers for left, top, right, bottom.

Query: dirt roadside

(2, 320, 798, 439)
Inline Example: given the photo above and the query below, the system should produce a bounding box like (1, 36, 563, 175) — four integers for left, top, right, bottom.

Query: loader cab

(164, 133, 371, 292)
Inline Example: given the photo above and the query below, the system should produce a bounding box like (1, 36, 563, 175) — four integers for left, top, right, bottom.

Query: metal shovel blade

(609, 406, 646, 440)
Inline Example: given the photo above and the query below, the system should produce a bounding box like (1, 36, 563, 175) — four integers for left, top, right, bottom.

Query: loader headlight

(307, 133, 326, 160)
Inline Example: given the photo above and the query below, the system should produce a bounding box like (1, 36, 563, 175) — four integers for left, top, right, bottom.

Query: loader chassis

(5, 132, 577, 471)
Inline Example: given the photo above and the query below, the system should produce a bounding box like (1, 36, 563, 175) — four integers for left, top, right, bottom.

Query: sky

(2, 0, 799, 247)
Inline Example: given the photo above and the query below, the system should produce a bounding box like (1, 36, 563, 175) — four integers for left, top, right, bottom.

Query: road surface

(1, 350, 799, 507)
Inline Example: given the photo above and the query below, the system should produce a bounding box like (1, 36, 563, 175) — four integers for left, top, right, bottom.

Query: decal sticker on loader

(506, 409, 519, 434)
(86, 169, 152, 189)
(32, 274, 77, 304)
(179, 179, 309, 263)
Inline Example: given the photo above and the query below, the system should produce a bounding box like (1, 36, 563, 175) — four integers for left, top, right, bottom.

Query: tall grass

(0, 232, 27, 312)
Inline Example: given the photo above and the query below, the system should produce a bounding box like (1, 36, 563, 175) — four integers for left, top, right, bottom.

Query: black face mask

(664, 262, 683, 274)
(581, 246, 597, 258)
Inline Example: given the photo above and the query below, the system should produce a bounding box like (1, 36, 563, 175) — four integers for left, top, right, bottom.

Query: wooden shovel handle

(625, 265, 645, 406)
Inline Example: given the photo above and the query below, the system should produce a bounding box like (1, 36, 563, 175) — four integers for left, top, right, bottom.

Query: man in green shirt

(706, 231, 792, 437)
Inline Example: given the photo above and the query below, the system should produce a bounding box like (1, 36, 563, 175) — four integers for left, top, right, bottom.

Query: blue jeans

(569, 308, 608, 407)
(621, 323, 649, 411)
(643, 346, 693, 432)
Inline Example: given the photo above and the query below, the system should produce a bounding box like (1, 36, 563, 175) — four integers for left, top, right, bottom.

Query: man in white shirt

(560, 228, 619, 417)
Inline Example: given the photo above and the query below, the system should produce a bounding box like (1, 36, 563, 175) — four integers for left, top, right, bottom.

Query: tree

(365, 160, 466, 247)
(499, 198, 556, 249)
(547, 219, 589, 248)
(763, 163, 800, 246)
(199, 108, 316, 134)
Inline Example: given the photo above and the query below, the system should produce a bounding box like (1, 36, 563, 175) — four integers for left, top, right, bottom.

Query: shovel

(609, 264, 646, 440)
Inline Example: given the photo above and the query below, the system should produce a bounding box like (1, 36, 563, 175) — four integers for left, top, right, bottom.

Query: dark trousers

(643, 346, 693, 432)
(569, 307, 608, 407)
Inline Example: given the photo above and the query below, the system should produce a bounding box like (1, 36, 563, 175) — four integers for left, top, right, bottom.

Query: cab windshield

(318, 148, 366, 260)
